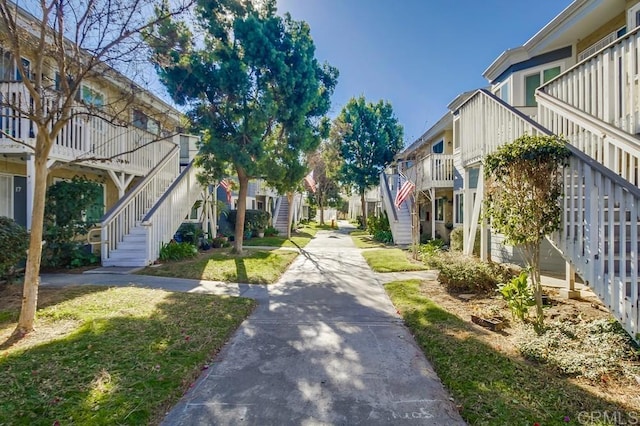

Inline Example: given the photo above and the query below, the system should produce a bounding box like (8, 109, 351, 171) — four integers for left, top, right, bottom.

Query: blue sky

(276, 0, 573, 145)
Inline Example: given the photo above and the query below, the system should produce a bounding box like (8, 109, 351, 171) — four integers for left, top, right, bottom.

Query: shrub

(69, 245, 100, 268)
(264, 226, 279, 237)
(517, 318, 640, 380)
(498, 271, 535, 321)
(373, 230, 393, 244)
(419, 239, 445, 267)
(227, 209, 271, 232)
(0, 217, 28, 281)
(42, 176, 103, 269)
(432, 252, 518, 293)
(175, 222, 203, 244)
(367, 213, 390, 235)
(159, 241, 198, 261)
(449, 227, 481, 254)
(210, 237, 226, 248)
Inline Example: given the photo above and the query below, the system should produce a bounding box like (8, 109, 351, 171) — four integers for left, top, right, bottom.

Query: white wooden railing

(457, 89, 640, 339)
(141, 159, 203, 263)
(0, 82, 173, 175)
(540, 25, 640, 135)
(101, 145, 180, 262)
(459, 90, 547, 166)
(405, 154, 455, 189)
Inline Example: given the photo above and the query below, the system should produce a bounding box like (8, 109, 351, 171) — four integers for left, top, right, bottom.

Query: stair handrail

(142, 158, 203, 263)
(100, 144, 180, 260)
(477, 89, 640, 198)
(101, 144, 180, 224)
(272, 196, 282, 226)
(459, 88, 640, 339)
(380, 172, 398, 222)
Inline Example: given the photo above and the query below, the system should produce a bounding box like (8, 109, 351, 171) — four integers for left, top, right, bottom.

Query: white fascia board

(398, 112, 453, 159)
(482, 0, 593, 83)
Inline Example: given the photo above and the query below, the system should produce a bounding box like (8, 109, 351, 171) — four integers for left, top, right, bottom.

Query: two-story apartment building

(0, 4, 201, 267)
(382, 0, 640, 339)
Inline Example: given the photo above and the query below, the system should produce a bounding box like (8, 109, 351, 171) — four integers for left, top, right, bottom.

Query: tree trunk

(532, 243, 544, 331)
(319, 196, 325, 225)
(16, 141, 50, 334)
(233, 168, 249, 254)
(360, 191, 366, 229)
(286, 192, 293, 239)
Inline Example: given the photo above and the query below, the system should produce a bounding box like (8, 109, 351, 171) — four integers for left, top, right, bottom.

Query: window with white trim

(0, 50, 29, 82)
(436, 198, 445, 222)
(525, 65, 561, 106)
(0, 174, 12, 218)
(454, 193, 463, 224)
(133, 109, 161, 135)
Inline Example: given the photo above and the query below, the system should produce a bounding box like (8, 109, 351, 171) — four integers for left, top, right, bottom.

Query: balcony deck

(404, 154, 454, 189)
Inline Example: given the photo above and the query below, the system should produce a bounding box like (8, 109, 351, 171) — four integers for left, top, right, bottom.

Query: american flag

(219, 179, 232, 204)
(394, 178, 415, 209)
(304, 170, 316, 193)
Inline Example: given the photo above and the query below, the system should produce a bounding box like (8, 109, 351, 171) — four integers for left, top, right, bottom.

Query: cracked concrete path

(161, 222, 465, 425)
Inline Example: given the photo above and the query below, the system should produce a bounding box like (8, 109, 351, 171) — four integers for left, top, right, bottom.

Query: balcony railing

(404, 154, 455, 188)
(0, 82, 175, 175)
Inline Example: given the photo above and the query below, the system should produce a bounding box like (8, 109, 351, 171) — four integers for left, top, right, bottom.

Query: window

(0, 174, 12, 218)
(133, 109, 161, 134)
(432, 140, 444, 154)
(257, 201, 264, 210)
(455, 193, 463, 224)
(79, 85, 104, 108)
(497, 82, 510, 103)
(0, 51, 29, 82)
(525, 66, 561, 106)
(436, 198, 445, 221)
(252, 200, 255, 209)
(85, 185, 105, 224)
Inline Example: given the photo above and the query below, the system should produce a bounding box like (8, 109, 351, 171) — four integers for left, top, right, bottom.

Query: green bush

(498, 271, 535, 321)
(264, 226, 279, 237)
(419, 239, 445, 267)
(449, 227, 481, 254)
(366, 213, 390, 235)
(42, 177, 103, 269)
(227, 209, 271, 232)
(430, 252, 518, 293)
(0, 217, 28, 281)
(159, 241, 198, 261)
(175, 222, 203, 244)
(373, 230, 393, 244)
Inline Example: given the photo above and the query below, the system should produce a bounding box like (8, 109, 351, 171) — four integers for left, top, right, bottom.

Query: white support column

(465, 166, 484, 256)
(430, 189, 436, 240)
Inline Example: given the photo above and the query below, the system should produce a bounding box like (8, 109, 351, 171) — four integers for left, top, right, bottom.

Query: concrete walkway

(41, 223, 464, 425)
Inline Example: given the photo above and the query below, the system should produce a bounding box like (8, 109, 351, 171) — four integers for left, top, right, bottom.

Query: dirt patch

(418, 278, 640, 409)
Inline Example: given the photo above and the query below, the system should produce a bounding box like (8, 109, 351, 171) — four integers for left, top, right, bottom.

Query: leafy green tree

(307, 142, 343, 224)
(146, 0, 337, 251)
(484, 134, 570, 330)
(331, 96, 403, 226)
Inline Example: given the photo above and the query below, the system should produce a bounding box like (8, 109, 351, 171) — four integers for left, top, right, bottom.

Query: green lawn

(384, 279, 630, 425)
(243, 224, 318, 248)
(361, 248, 427, 272)
(0, 286, 254, 425)
(349, 231, 385, 249)
(138, 249, 298, 284)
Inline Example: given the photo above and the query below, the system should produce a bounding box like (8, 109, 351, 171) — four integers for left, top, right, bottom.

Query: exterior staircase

(457, 84, 640, 340)
(273, 196, 290, 235)
(380, 173, 412, 245)
(100, 148, 203, 267)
